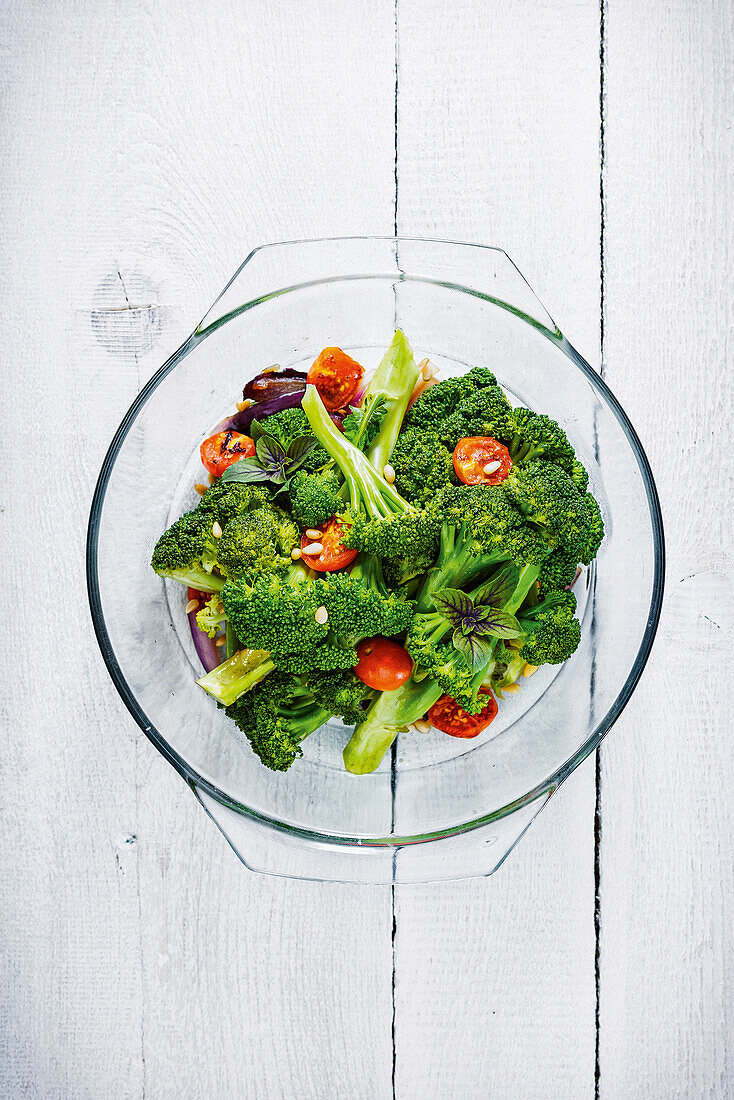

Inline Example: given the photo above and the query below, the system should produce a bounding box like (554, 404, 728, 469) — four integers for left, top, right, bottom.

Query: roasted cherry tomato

(187, 587, 208, 607)
(355, 637, 414, 691)
(452, 437, 512, 486)
(200, 430, 255, 477)
(427, 688, 498, 738)
(300, 516, 359, 572)
(307, 347, 364, 411)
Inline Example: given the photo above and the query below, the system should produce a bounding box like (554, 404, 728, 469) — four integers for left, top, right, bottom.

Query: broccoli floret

(322, 558, 414, 644)
(503, 461, 604, 566)
(196, 593, 226, 638)
(437, 387, 516, 450)
(538, 547, 580, 597)
(405, 615, 479, 713)
(222, 562, 331, 660)
(305, 668, 373, 725)
(198, 480, 271, 526)
(225, 672, 332, 772)
(507, 408, 576, 469)
(570, 459, 589, 494)
(302, 383, 439, 572)
(289, 467, 342, 529)
(390, 427, 457, 506)
(151, 509, 223, 592)
(515, 590, 581, 666)
(402, 367, 500, 434)
(216, 504, 299, 580)
(256, 407, 331, 473)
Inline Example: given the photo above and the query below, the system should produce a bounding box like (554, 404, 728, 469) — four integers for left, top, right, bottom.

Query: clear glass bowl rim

(86, 235, 665, 848)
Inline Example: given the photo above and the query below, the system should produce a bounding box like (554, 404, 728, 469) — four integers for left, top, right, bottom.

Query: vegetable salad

(151, 331, 604, 774)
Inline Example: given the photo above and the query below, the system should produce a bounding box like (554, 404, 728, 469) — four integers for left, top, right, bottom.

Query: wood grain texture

(599, 1, 734, 1096)
(393, 2, 601, 1096)
(0, 1, 396, 1097)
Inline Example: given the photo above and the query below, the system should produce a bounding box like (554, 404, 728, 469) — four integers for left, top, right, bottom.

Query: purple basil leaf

(474, 564, 520, 610)
(249, 418, 266, 442)
(452, 630, 495, 671)
(287, 435, 317, 468)
(221, 459, 273, 485)
(255, 434, 287, 468)
(475, 610, 523, 639)
(433, 588, 475, 625)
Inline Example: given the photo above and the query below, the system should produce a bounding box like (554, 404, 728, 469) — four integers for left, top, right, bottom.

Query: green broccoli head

(517, 590, 581, 666)
(390, 427, 457, 506)
(305, 668, 373, 725)
(508, 408, 576, 469)
(503, 461, 604, 565)
(216, 504, 299, 580)
(225, 672, 329, 772)
(402, 367, 500, 434)
(198, 480, 271, 526)
(222, 566, 329, 658)
(538, 547, 581, 597)
(570, 459, 589, 494)
(319, 568, 414, 644)
(437, 387, 516, 450)
(289, 467, 342, 529)
(405, 615, 483, 714)
(442, 483, 550, 569)
(151, 508, 224, 591)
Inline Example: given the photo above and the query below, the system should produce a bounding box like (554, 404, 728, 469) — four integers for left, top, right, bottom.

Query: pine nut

(261, 365, 279, 374)
(208, 473, 216, 485)
(215, 635, 226, 646)
(421, 360, 437, 381)
(236, 399, 252, 412)
(194, 483, 207, 496)
(314, 606, 329, 625)
(303, 542, 323, 554)
(290, 547, 302, 560)
(185, 599, 199, 615)
(483, 460, 502, 475)
(305, 529, 322, 539)
(211, 521, 223, 538)
(383, 464, 396, 484)
(523, 664, 538, 678)
(504, 683, 521, 694)
(413, 719, 431, 734)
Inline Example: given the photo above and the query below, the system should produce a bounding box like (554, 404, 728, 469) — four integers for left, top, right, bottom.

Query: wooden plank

(393, 2, 602, 1095)
(598, 1, 734, 1096)
(0, 1, 396, 1096)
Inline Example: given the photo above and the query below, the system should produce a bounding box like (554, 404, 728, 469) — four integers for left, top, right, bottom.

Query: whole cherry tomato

(355, 637, 414, 691)
(200, 430, 255, 477)
(452, 437, 512, 486)
(427, 688, 498, 738)
(307, 347, 364, 411)
(300, 516, 359, 573)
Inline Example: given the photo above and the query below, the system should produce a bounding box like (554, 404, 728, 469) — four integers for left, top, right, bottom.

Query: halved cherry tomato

(355, 637, 414, 691)
(200, 430, 255, 477)
(452, 437, 512, 486)
(187, 587, 208, 606)
(307, 347, 364, 411)
(427, 688, 498, 738)
(300, 516, 358, 572)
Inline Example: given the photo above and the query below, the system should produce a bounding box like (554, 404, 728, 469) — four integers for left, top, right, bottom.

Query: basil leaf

(475, 610, 523, 640)
(287, 435, 317, 468)
(452, 630, 496, 671)
(249, 419, 266, 442)
(221, 458, 273, 485)
(255, 434, 287, 469)
(474, 564, 520, 610)
(433, 588, 475, 625)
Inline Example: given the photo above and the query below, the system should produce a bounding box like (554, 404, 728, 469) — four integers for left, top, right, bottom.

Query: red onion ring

(188, 607, 221, 673)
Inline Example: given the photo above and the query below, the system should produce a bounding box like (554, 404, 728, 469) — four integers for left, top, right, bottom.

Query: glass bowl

(87, 237, 664, 883)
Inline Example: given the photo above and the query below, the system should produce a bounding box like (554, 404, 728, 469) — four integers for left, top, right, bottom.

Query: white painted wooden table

(1, 2, 732, 1096)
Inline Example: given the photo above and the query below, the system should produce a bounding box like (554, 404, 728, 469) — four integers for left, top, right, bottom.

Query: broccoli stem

(197, 649, 276, 706)
(302, 384, 416, 516)
(164, 566, 224, 593)
(414, 523, 509, 614)
(363, 329, 420, 472)
(343, 562, 542, 774)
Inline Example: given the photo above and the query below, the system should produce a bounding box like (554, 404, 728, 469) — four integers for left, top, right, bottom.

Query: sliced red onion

(352, 381, 367, 406)
(242, 368, 307, 403)
(188, 608, 221, 673)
